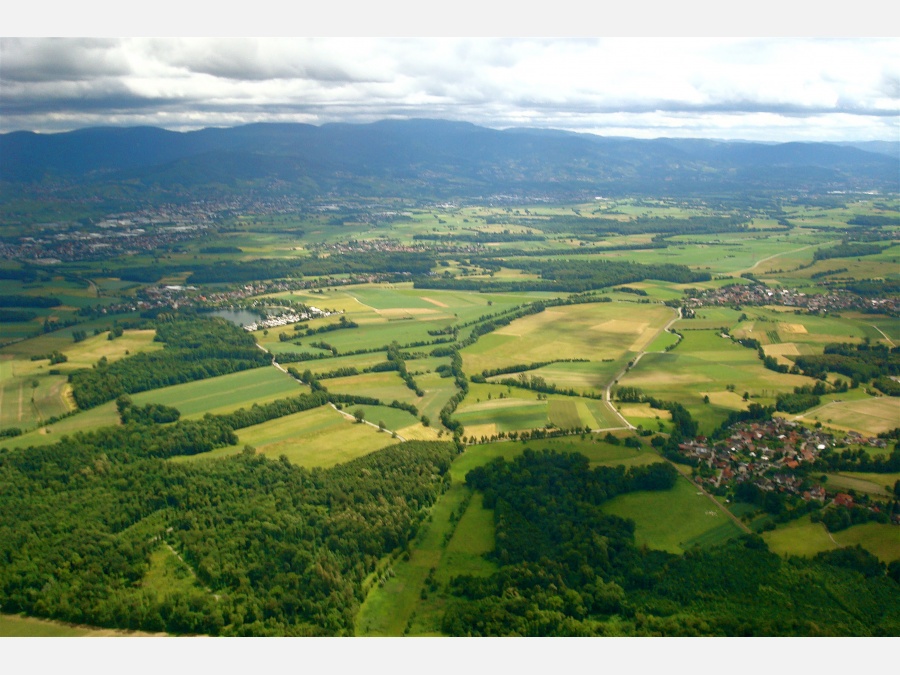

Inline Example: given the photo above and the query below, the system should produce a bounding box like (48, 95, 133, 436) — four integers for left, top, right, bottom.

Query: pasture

(130, 366, 303, 419)
(0, 329, 161, 432)
(761, 515, 838, 558)
(236, 404, 398, 467)
(833, 523, 900, 563)
(602, 475, 745, 554)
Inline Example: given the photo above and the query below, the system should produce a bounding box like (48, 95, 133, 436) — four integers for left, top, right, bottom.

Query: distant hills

(1, 119, 898, 207)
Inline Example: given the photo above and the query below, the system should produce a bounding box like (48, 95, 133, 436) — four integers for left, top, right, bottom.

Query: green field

(130, 366, 304, 419)
(603, 475, 746, 554)
(0, 328, 161, 431)
(232, 404, 399, 467)
(762, 515, 899, 562)
(618, 329, 816, 434)
(0, 613, 160, 637)
(832, 523, 900, 563)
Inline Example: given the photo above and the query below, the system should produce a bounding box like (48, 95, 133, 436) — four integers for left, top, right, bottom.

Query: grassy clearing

(832, 523, 900, 563)
(142, 545, 209, 599)
(761, 515, 839, 558)
(355, 481, 473, 636)
(603, 476, 744, 554)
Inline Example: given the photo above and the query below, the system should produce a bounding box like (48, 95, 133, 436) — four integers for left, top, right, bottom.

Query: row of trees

(69, 317, 270, 409)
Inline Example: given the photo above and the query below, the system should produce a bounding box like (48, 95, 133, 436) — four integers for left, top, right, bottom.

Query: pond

(207, 308, 266, 328)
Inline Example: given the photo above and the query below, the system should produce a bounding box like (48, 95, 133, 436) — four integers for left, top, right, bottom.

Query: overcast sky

(1, 37, 897, 142)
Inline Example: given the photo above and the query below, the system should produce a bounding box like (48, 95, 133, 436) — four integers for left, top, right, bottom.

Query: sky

(2, 34, 898, 142)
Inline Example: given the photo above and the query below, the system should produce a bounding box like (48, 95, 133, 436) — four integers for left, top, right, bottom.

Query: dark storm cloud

(0, 38, 129, 82)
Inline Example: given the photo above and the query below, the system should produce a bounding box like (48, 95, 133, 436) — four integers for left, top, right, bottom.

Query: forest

(0, 423, 457, 635)
(441, 450, 900, 636)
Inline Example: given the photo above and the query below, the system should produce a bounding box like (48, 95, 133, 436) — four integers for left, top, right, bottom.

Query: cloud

(1, 37, 897, 141)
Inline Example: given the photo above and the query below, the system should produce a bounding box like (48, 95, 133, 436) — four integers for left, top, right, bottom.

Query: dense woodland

(0, 419, 457, 635)
(442, 450, 900, 636)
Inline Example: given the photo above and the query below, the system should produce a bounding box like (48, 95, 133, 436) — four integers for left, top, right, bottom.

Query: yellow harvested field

(702, 391, 750, 410)
(618, 404, 672, 420)
(396, 424, 442, 441)
(796, 397, 900, 436)
(419, 296, 449, 308)
(763, 343, 800, 367)
(764, 343, 800, 356)
(591, 319, 648, 334)
(462, 423, 498, 438)
(778, 322, 808, 334)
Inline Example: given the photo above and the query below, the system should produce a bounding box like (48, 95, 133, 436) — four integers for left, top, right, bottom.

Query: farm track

(871, 324, 896, 347)
(731, 241, 836, 276)
(258, 342, 408, 441)
(331, 404, 407, 441)
(602, 305, 681, 431)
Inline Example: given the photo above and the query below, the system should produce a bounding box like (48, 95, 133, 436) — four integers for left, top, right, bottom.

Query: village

(684, 281, 900, 315)
(676, 416, 899, 524)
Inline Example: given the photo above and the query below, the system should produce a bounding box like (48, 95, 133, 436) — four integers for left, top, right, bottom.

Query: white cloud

(1, 37, 897, 141)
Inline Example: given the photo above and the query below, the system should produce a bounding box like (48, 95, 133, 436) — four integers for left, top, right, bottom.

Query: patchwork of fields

(2, 197, 898, 637)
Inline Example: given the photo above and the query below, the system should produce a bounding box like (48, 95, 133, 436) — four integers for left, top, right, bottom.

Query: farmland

(1, 194, 898, 637)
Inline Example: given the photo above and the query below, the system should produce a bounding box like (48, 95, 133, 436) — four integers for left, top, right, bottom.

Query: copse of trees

(415, 258, 711, 293)
(795, 342, 900, 384)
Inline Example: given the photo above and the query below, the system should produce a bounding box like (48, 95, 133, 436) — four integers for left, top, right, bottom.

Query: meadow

(131, 366, 304, 419)
(234, 404, 399, 467)
(461, 300, 673, 378)
(603, 475, 746, 554)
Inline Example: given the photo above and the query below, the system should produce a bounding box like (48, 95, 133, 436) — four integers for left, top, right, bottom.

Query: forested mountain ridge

(2, 120, 897, 203)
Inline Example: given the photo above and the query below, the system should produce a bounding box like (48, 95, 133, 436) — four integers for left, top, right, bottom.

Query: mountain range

(1, 119, 897, 206)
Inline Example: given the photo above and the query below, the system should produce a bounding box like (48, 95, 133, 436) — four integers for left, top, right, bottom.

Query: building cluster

(685, 283, 899, 314)
(677, 417, 892, 510)
(0, 221, 210, 263)
(241, 307, 334, 332)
